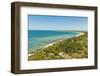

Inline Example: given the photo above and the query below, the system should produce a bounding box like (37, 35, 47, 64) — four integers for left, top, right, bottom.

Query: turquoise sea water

(28, 30, 80, 53)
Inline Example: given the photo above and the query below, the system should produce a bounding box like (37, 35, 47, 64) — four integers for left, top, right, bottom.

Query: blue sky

(28, 15, 88, 31)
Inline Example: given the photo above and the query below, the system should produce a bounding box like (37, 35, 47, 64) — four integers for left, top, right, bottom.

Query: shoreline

(28, 32, 85, 57)
(41, 32, 84, 49)
(75, 32, 84, 37)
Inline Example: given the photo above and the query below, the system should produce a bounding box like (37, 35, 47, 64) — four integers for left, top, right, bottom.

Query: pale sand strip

(43, 32, 84, 49)
(75, 32, 84, 37)
(42, 40, 63, 49)
(28, 40, 63, 57)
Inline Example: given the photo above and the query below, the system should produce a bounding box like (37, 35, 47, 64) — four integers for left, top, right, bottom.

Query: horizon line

(28, 29, 88, 31)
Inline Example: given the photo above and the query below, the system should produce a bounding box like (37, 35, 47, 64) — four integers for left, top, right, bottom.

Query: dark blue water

(28, 30, 80, 53)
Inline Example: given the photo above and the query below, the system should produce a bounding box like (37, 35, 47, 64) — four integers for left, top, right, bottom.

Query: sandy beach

(75, 32, 84, 37)
(28, 40, 64, 57)
(42, 32, 84, 49)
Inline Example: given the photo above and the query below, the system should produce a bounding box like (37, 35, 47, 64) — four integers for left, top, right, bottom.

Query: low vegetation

(28, 32, 88, 60)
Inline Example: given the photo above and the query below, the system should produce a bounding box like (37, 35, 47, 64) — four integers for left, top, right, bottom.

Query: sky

(28, 15, 88, 31)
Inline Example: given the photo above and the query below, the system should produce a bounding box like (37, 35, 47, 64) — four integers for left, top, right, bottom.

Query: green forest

(28, 32, 88, 60)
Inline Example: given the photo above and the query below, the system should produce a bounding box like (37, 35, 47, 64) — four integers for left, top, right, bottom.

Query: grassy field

(28, 32, 88, 60)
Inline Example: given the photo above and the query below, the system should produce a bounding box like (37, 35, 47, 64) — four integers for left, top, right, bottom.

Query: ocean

(28, 30, 80, 53)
